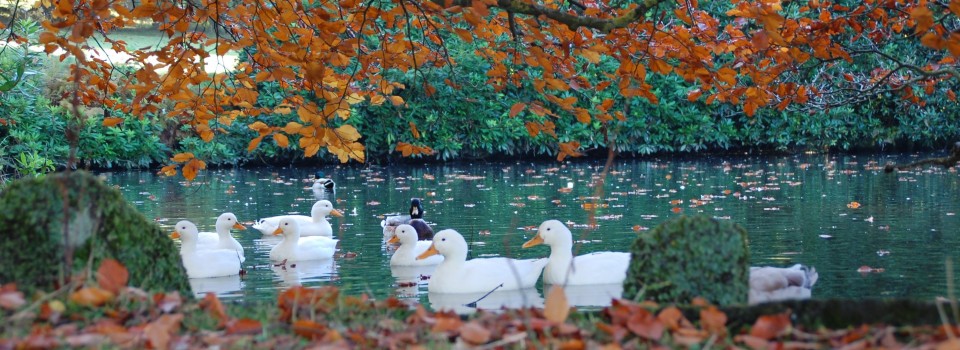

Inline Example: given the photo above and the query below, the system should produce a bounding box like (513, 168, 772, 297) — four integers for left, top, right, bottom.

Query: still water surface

(102, 154, 960, 310)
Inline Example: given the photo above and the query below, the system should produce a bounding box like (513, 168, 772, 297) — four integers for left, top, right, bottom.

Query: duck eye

(441, 238, 446, 241)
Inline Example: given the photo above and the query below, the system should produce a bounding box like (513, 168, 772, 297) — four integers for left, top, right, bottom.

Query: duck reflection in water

(271, 258, 337, 287)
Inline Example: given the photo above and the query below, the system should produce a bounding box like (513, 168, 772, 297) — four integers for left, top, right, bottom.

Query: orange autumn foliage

(32, 0, 960, 179)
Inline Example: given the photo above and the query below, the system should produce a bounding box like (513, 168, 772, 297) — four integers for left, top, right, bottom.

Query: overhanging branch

(434, 0, 668, 32)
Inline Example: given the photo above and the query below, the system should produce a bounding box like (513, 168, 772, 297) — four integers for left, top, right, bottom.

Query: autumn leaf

(247, 136, 264, 152)
(274, 133, 290, 148)
(389, 96, 405, 106)
(96, 258, 128, 294)
(293, 319, 328, 340)
(0, 286, 25, 310)
(409, 122, 421, 139)
(225, 318, 263, 335)
(144, 313, 183, 350)
(200, 292, 229, 327)
(557, 141, 582, 161)
(70, 287, 115, 307)
(749, 311, 792, 340)
(626, 308, 664, 340)
(544, 285, 570, 323)
(508, 102, 526, 117)
(171, 153, 194, 163)
(699, 306, 727, 337)
(102, 117, 124, 127)
(181, 158, 206, 181)
(459, 321, 491, 345)
(910, 6, 934, 33)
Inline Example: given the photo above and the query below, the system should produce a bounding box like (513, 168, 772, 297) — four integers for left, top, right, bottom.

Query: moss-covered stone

(0, 171, 191, 294)
(623, 215, 749, 305)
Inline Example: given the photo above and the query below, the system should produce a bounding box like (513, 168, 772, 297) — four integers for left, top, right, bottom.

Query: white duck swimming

(195, 213, 246, 263)
(311, 174, 336, 200)
(749, 264, 819, 305)
(252, 200, 343, 237)
(522, 220, 630, 285)
(388, 224, 443, 266)
(382, 198, 433, 241)
(171, 220, 241, 279)
(270, 217, 339, 261)
(416, 229, 547, 293)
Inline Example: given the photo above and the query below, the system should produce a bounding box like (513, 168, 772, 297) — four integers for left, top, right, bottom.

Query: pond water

(102, 153, 960, 311)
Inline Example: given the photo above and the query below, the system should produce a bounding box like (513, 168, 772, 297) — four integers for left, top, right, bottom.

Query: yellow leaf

(69, 287, 114, 307)
(182, 159, 205, 181)
(334, 125, 361, 142)
(274, 133, 289, 148)
(171, 153, 194, 163)
(274, 105, 293, 115)
(345, 93, 365, 105)
(248, 121, 269, 132)
(158, 164, 178, 177)
(370, 95, 386, 106)
(544, 285, 570, 323)
(102, 117, 124, 127)
(283, 122, 303, 134)
(305, 144, 320, 157)
(389, 96, 405, 106)
(216, 42, 231, 56)
(297, 105, 319, 123)
(508, 102, 526, 117)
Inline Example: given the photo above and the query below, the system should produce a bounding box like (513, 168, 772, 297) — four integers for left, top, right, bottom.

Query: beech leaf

(95, 258, 128, 294)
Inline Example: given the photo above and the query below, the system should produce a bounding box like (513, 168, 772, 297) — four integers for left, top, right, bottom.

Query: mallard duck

(749, 264, 819, 305)
(522, 220, 630, 285)
(171, 220, 241, 279)
(388, 224, 443, 266)
(270, 217, 339, 261)
(382, 198, 433, 241)
(416, 229, 547, 293)
(311, 172, 336, 200)
(195, 213, 246, 263)
(253, 200, 343, 237)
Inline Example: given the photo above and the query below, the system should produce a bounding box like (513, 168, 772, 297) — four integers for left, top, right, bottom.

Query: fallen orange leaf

(144, 314, 182, 349)
(225, 318, 263, 335)
(656, 306, 685, 330)
(699, 306, 727, 337)
(458, 321, 491, 345)
(70, 287, 115, 307)
(96, 258, 129, 294)
(293, 319, 327, 340)
(200, 293, 229, 327)
(749, 311, 792, 340)
(626, 308, 664, 340)
(847, 201, 861, 209)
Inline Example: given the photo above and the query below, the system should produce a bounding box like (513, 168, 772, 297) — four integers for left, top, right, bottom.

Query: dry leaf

(458, 321, 491, 345)
(225, 318, 263, 335)
(749, 311, 792, 340)
(699, 306, 727, 337)
(626, 308, 664, 341)
(199, 293, 229, 327)
(293, 319, 327, 340)
(144, 313, 183, 350)
(69, 287, 115, 307)
(0, 290, 25, 310)
(96, 258, 129, 294)
(544, 285, 570, 323)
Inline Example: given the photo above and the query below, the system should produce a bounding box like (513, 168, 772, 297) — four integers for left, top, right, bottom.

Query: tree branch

(434, 0, 667, 32)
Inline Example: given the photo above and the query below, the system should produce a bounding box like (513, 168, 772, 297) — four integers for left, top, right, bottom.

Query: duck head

(523, 219, 570, 249)
(216, 212, 246, 231)
(417, 229, 466, 261)
(311, 200, 344, 218)
(409, 198, 424, 219)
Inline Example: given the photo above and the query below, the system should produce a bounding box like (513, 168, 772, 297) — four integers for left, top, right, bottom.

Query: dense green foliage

(0, 170, 191, 294)
(623, 215, 750, 305)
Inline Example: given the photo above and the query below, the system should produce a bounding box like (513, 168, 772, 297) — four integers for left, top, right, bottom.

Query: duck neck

(311, 210, 327, 223)
(549, 242, 574, 266)
(180, 238, 197, 255)
(216, 224, 232, 239)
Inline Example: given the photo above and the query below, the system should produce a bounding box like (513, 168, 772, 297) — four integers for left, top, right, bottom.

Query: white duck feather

(523, 220, 629, 286)
(269, 217, 339, 262)
(253, 200, 343, 237)
(171, 220, 241, 279)
(195, 213, 246, 263)
(417, 229, 547, 294)
(388, 224, 443, 266)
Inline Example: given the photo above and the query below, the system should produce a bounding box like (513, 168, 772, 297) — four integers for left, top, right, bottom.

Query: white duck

(270, 217, 339, 261)
(171, 220, 241, 279)
(749, 264, 819, 305)
(522, 220, 630, 285)
(252, 200, 343, 237)
(416, 229, 547, 294)
(195, 213, 246, 263)
(388, 224, 443, 266)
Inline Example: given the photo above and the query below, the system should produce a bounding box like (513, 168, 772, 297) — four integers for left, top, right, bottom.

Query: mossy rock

(623, 215, 749, 305)
(0, 171, 191, 295)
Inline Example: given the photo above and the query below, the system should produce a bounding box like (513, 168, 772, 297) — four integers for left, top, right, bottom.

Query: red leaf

(749, 311, 792, 340)
(508, 102, 526, 117)
(626, 308, 664, 340)
(144, 314, 183, 350)
(225, 318, 263, 335)
(96, 258, 129, 294)
(199, 293, 229, 327)
(700, 306, 727, 336)
(293, 319, 327, 340)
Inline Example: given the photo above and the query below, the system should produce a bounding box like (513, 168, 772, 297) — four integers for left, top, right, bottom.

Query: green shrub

(623, 215, 750, 305)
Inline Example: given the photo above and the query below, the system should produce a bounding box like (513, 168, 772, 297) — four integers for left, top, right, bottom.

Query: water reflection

(271, 259, 337, 287)
(551, 283, 622, 308)
(105, 154, 960, 307)
(390, 265, 437, 300)
(189, 275, 243, 298)
(428, 288, 544, 314)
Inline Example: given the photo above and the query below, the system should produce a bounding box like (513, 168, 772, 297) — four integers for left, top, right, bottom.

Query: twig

(884, 141, 960, 172)
(465, 283, 503, 307)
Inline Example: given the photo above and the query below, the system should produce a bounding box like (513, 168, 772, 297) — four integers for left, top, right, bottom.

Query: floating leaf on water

(876, 250, 890, 256)
(847, 201, 862, 209)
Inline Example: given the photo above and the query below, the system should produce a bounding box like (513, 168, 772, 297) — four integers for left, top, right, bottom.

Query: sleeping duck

(416, 229, 547, 293)
(522, 220, 629, 285)
(382, 198, 433, 241)
(311, 171, 336, 200)
(252, 200, 343, 237)
(749, 264, 819, 304)
(171, 220, 242, 279)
